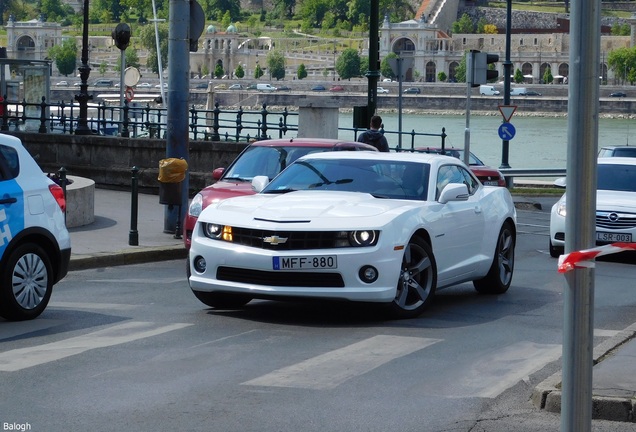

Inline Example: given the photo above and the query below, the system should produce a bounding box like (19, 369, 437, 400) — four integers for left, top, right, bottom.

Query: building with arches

(4, 15, 62, 61)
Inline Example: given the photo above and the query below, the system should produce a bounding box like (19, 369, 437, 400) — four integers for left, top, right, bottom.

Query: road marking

(242, 335, 441, 390)
(0, 321, 192, 372)
(594, 328, 620, 337)
(461, 341, 562, 398)
(49, 301, 138, 310)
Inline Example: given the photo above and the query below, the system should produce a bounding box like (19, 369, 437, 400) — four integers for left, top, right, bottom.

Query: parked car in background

(312, 85, 326, 91)
(377, 87, 389, 94)
(214, 84, 227, 90)
(137, 82, 152, 88)
(183, 138, 378, 248)
(155, 83, 168, 88)
(188, 151, 517, 319)
(610, 91, 627, 98)
(55, 81, 69, 87)
(415, 147, 506, 186)
(523, 90, 542, 96)
(277, 85, 291, 91)
(228, 84, 243, 90)
(549, 157, 636, 257)
(0, 133, 71, 321)
(329, 85, 345, 92)
(598, 145, 636, 158)
(403, 87, 421, 94)
(256, 83, 277, 91)
(92, 79, 114, 87)
(479, 85, 500, 96)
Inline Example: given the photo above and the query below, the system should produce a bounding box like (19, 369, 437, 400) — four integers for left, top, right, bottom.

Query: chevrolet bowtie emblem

(263, 235, 288, 245)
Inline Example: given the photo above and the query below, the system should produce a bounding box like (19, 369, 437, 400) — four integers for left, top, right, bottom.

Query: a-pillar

(297, 98, 340, 139)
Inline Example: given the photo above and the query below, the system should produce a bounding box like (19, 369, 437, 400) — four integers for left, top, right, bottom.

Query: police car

(0, 133, 71, 320)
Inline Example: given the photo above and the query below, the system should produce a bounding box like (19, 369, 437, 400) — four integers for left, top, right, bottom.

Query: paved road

(2, 196, 636, 431)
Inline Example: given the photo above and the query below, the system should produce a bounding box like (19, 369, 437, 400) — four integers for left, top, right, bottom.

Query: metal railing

(0, 96, 449, 148)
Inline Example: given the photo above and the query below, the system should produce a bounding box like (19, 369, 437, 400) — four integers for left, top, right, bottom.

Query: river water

(337, 112, 635, 170)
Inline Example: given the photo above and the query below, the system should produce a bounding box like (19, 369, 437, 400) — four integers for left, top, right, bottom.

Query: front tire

(0, 243, 53, 321)
(549, 240, 563, 258)
(474, 222, 515, 294)
(387, 236, 437, 319)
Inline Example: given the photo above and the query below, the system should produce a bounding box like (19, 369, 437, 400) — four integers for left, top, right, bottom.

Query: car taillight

(49, 184, 66, 213)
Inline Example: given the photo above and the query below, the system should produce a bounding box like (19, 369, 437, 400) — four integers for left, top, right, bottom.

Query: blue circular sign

(498, 122, 516, 140)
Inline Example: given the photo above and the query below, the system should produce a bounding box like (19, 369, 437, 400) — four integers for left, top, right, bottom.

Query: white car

(0, 134, 71, 320)
(549, 157, 636, 258)
(55, 81, 69, 87)
(188, 152, 517, 319)
(377, 87, 389, 94)
(137, 82, 152, 88)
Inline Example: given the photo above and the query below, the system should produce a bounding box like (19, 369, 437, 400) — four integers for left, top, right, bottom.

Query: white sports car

(188, 152, 517, 319)
(549, 157, 636, 257)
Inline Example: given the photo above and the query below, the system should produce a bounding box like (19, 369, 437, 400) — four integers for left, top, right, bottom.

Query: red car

(183, 138, 378, 248)
(329, 85, 345, 92)
(415, 147, 506, 187)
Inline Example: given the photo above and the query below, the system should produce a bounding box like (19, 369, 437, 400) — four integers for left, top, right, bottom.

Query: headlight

(188, 193, 203, 217)
(557, 200, 566, 217)
(335, 230, 379, 247)
(203, 223, 231, 240)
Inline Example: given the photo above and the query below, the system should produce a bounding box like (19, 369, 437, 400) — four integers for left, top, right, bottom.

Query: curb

(69, 245, 188, 271)
(532, 323, 636, 422)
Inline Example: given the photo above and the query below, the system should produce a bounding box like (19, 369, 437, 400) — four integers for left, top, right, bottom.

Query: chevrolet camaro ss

(188, 152, 517, 319)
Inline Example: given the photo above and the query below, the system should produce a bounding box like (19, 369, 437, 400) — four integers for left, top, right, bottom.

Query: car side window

(0, 144, 19, 181)
(436, 165, 472, 199)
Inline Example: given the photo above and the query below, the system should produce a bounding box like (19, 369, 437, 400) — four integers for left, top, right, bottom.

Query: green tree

(335, 48, 361, 80)
(38, 0, 74, 22)
(267, 50, 286, 80)
(100, 62, 108, 75)
(437, 71, 447, 82)
(514, 68, 524, 84)
(455, 52, 467, 83)
(48, 38, 77, 76)
(138, 22, 169, 75)
(380, 52, 397, 80)
(608, 47, 636, 85)
(542, 66, 553, 84)
(235, 64, 245, 79)
(203, 0, 240, 21)
(254, 64, 264, 79)
(452, 13, 473, 34)
(214, 63, 224, 78)
(297, 63, 308, 80)
(359, 56, 369, 77)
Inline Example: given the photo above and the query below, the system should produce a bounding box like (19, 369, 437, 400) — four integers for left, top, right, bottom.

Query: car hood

(199, 191, 421, 228)
(597, 190, 636, 212)
(200, 180, 256, 206)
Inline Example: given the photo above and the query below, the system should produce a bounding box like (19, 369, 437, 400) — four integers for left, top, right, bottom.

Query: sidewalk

(68, 189, 636, 423)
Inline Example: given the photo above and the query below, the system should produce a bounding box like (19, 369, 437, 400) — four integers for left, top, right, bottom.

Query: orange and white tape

(557, 242, 636, 273)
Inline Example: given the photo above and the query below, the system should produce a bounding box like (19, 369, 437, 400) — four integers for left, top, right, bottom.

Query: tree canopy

(48, 38, 77, 76)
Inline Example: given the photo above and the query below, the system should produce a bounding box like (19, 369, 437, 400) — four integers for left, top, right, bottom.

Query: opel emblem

(263, 235, 288, 245)
(608, 213, 619, 222)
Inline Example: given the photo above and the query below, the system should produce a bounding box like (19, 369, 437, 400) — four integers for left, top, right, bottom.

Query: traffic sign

(498, 122, 516, 140)
(499, 105, 517, 122)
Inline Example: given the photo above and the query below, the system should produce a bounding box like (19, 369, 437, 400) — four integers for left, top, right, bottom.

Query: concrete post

(297, 98, 340, 139)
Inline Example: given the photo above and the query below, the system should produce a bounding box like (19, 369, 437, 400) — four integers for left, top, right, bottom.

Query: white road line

(462, 341, 562, 398)
(594, 328, 621, 337)
(0, 321, 192, 372)
(242, 335, 442, 390)
(49, 301, 138, 310)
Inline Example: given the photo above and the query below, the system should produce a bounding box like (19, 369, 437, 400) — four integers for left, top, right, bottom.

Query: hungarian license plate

(596, 232, 632, 243)
(482, 180, 499, 186)
(273, 255, 337, 270)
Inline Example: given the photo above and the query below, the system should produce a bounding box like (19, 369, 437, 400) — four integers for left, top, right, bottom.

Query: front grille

(227, 227, 342, 250)
(596, 212, 636, 230)
(217, 266, 345, 287)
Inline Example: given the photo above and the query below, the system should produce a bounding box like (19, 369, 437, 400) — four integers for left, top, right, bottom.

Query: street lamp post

(74, 0, 92, 135)
(500, 0, 513, 169)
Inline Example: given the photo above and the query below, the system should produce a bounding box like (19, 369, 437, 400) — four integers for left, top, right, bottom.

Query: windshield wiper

(222, 176, 250, 182)
(263, 188, 296, 194)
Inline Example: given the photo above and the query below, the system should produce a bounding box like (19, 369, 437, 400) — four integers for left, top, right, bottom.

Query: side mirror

(554, 177, 566, 188)
(212, 167, 225, 181)
(251, 176, 269, 193)
(438, 183, 469, 204)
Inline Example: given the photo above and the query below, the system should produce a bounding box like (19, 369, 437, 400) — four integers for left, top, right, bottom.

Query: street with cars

(3, 194, 636, 431)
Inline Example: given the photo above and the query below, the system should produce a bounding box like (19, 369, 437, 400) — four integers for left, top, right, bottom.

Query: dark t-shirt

(357, 129, 390, 152)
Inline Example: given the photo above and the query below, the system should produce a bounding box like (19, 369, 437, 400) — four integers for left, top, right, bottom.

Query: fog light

(359, 265, 378, 283)
(193, 256, 206, 273)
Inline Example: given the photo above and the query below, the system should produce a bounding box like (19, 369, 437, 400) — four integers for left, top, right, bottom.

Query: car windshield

(262, 158, 431, 200)
(223, 146, 332, 181)
(598, 164, 636, 192)
(418, 149, 483, 165)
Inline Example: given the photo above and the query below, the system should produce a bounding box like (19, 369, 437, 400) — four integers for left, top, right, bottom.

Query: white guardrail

(499, 168, 567, 188)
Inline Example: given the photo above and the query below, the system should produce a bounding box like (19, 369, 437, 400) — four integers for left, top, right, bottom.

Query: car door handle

(0, 197, 18, 204)
(474, 205, 482, 214)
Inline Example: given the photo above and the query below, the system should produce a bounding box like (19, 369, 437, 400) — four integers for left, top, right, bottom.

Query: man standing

(357, 115, 390, 152)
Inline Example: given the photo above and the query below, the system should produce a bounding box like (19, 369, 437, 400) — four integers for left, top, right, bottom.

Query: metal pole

(129, 166, 139, 246)
(366, 0, 380, 122)
(500, 0, 512, 169)
(561, 0, 600, 428)
(151, 0, 167, 103)
(397, 58, 403, 150)
(74, 0, 92, 135)
(464, 52, 472, 165)
(164, 0, 190, 233)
